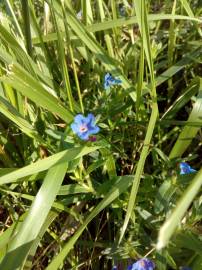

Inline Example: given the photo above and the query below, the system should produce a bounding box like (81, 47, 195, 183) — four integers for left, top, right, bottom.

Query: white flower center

(140, 261, 146, 267)
(79, 124, 88, 133)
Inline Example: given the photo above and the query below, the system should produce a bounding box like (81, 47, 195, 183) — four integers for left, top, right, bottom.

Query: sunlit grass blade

(157, 169, 202, 250)
(5, 0, 24, 39)
(161, 77, 200, 120)
(136, 43, 144, 120)
(0, 63, 73, 123)
(24, 210, 59, 270)
(180, 0, 202, 36)
(0, 213, 26, 259)
(0, 21, 34, 73)
(50, 1, 74, 112)
(0, 186, 89, 214)
(21, 0, 32, 57)
(97, 0, 114, 57)
(82, 0, 93, 26)
(169, 78, 202, 159)
(156, 47, 202, 87)
(0, 146, 100, 185)
(28, 1, 53, 79)
(32, 14, 202, 44)
(0, 45, 53, 89)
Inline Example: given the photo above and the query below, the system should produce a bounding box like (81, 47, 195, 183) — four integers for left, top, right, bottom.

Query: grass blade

(1, 63, 73, 123)
(157, 169, 202, 249)
(169, 78, 202, 159)
(32, 14, 202, 44)
(0, 146, 100, 185)
(0, 162, 68, 270)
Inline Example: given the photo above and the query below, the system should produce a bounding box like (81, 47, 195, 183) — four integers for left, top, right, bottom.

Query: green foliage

(0, 0, 201, 269)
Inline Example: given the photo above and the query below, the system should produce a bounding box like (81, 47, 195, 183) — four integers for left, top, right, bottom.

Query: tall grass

(0, 1, 202, 269)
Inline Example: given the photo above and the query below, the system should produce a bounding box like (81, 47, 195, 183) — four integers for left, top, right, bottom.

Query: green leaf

(58, 184, 91, 195)
(0, 146, 100, 185)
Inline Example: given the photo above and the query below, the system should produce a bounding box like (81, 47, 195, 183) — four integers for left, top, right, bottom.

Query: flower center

(79, 124, 88, 133)
(140, 261, 146, 267)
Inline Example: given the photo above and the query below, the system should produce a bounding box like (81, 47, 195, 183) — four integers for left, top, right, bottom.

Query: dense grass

(0, 0, 202, 269)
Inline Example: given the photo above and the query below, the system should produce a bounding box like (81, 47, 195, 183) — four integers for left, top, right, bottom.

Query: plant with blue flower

(127, 258, 155, 270)
(179, 162, 196, 175)
(104, 73, 122, 90)
(71, 113, 100, 141)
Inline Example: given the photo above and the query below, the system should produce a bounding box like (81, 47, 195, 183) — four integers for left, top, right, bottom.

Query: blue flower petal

(71, 123, 80, 134)
(86, 113, 95, 125)
(74, 114, 86, 124)
(104, 82, 110, 90)
(77, 131, 90, 140)
(105, 73, 111, 81)
(88, 125, 100, 135)
(129, 258, 155, 270)
(104, 73, 122, 89)
(179, 162, 196, 175)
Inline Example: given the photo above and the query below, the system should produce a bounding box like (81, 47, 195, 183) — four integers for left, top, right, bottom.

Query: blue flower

(112, 266, 117, 270)
(71, 114, 100, 140)
(179, 162, 196, 175)
(104, 73, 122, 90)
(127, 258, 155, 270)
(181, 267, 192, 270)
